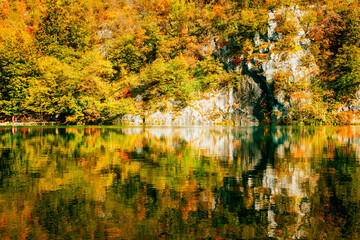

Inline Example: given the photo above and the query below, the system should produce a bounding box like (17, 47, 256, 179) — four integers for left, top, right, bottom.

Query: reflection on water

(0, 126, 360, 239)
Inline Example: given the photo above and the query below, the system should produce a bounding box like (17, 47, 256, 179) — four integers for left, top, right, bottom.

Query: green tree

(332, 45, 360, 98)
(35, 0, 92, 57)
(0, 26, 38, 117)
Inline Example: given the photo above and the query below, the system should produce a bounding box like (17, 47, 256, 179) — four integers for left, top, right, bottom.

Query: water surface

(0, 126, 360, 239)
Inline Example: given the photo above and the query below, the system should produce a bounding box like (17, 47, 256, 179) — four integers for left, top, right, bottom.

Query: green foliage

(24, 52, 116, 124)
(213, 7, 268, 54)
(139, 56, 195, 108)
(332, 45, 360, 99)
(275, 12, 299, 36)
(35, 0, 92, 55)
(25, 56, 80, 119)
(1, 0, 360, 125)
(109, 34, 146, 78)
(0, 26, 37, 116)
(101, 98, 137, 123)
(193, 57, 223, 89)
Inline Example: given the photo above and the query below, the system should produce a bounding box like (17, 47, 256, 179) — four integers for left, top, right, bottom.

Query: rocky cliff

(246, 5, 319, 124)
(121, 6, 321, 126)
(122, 75, 265, 126)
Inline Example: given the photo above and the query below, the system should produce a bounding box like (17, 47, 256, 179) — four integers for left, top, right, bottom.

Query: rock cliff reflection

(0, 126, 359, 239)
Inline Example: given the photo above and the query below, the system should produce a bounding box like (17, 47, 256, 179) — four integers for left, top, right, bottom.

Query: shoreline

(0, 122, 59, 126)
(0, 122, 358, 128)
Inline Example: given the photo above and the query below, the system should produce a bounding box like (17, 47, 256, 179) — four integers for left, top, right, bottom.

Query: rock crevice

(121, 6, 319, 126)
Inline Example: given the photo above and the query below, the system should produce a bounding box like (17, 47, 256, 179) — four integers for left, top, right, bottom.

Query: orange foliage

(1, 0, 9, 18)
(0, 217, 7, 227)
(335, 111, 356, 125)
(17, 0, 27, 18)
(26, 27, 33, 33)
(135, 101, 144, 108)
(213, 4, 225, 16)
(291, 92, 308, 100)
(155, 0, 170, 16)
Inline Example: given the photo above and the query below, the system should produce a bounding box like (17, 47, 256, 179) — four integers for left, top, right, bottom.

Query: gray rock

(121, 6, 320, 126)
(121, 114, 143, 125)
(246, 6, 318, 123)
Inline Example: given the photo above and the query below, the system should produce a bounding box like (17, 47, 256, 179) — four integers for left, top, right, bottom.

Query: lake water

(0, 126, 359, 239)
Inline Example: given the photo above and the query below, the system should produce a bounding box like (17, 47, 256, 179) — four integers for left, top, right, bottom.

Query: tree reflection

(0, 126, 359, 239)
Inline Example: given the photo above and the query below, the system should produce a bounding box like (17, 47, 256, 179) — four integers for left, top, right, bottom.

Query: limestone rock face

(122, 80, 263, 126)
(121, 114, 143, 126)
(122, 6, 319, 126)
(333, 91, 360, 125)
(248, 6, 318, 123)
(212, 6, 319, 124)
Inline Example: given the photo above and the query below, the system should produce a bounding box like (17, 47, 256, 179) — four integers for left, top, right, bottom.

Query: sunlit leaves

(35, 0, 92, 55)
(139, 56, 195, 107)
(109, 34, 146, 78)
(1, 0, 360, 124)
(0, 21, 37, 116)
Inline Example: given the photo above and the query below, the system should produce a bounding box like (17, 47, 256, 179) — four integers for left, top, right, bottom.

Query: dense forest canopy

(0, 0, 359, 125)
